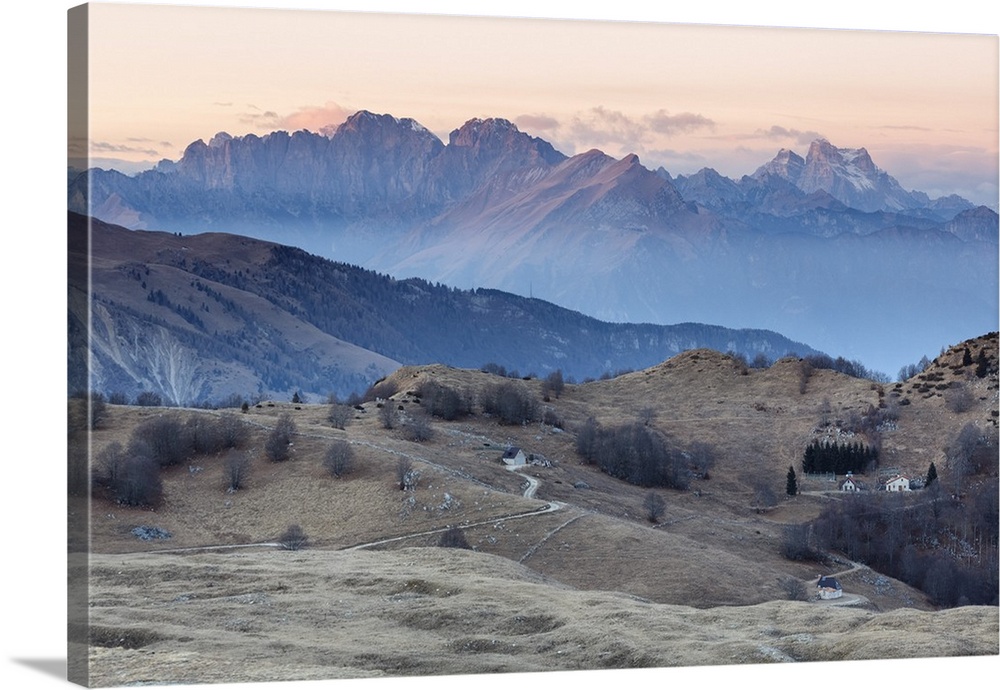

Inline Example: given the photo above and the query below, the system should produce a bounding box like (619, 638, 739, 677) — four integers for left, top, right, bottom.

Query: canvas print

(67, 2, 999, 688)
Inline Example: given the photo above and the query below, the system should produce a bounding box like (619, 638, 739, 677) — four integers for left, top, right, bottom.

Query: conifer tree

(926, 461, 938, 487)
(975, 348, 990, 378)
(786, 466, 798, 496)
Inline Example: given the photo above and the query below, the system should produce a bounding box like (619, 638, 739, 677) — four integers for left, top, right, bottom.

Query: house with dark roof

(501, 446, 527, 466)
(817, 575, 843, 599)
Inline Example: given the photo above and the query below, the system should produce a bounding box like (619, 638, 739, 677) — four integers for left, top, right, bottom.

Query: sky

(1, 4, 998, 690)
(77, 1, 999, 207)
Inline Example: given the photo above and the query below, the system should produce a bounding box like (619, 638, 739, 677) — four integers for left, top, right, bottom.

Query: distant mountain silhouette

(68, 111, 998, 376)
(70, 212, 823, 405)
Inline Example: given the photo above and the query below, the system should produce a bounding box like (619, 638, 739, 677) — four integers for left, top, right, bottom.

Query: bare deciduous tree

(323, 440, 355, 478)
(396, 456, 419, 491)
(404, 413, 433, 442)
(541, 370, 565, 400)
(945, 383, 975, 413)
(751, 481, 778, 513)
(95, 441, 127, 489)
(378, 403, 397, 430)
(643, 491, 666, 523)
(327, 403, 352, 430)
(224, 450, 251, 492)
(265, 414, 296, 462)
(218, 413, 250, 448)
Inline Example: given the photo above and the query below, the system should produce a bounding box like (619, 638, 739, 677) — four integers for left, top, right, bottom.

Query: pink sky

(77, 2, 998, 207)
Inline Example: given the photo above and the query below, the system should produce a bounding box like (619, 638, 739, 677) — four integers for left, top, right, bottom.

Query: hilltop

(76, 334, 999, 684)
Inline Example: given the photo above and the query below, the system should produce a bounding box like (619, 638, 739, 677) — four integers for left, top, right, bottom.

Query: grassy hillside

(79, 337, 999, 685)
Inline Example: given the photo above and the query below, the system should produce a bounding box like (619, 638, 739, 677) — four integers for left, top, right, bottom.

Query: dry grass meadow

(77, 342, 1000, 686)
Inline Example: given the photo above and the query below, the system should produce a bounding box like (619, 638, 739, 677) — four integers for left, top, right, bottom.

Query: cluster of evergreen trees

(802, 439, 878, 475)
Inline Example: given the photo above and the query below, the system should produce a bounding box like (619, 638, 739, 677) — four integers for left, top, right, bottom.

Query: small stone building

(501, 446, 527, 466)
(817, 575, 843, 599)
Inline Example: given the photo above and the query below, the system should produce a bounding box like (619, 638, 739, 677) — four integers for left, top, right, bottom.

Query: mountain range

(68, 212, 822, 405)
(68, 111, 999, 376)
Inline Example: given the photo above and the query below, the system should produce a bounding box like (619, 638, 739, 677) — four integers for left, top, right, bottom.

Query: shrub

(438, 526, 472, 549)
(265, 414, 296, 462)
(404, 414, 434, 442)
(100, 440, 162, 507)
(135, 391, 164, 407)
(541, 409, 564, 429)
(278, 524, 308, 550)
(945, 383, 975, 413)
(184, 416, 226, 456)
(378, 402, 397, 430)
(365, 378, 399, 402)
(133, 416, 189, 467)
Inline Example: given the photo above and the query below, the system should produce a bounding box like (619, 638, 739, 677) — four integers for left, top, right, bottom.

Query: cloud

(754, 125, 825, 145)
(645, 110, 715, 135)
(874, 144, 999, 208)
(569, 106, 646, 151)
(236, 101, 354, 136)
(566, 106, 717, 156)
(514, 114, 560, 132)
(90, 141, 159, 157)
(238, 109, 283, 129)
(279, 102, 353, 135)
(877, 124, 934, 132)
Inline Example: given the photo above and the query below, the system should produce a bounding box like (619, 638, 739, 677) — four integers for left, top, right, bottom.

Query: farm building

(817, 576, 843, 599)
(501, 446, 527, 466)
(839, 475, 867, 492)
(881, 475, 911, 492)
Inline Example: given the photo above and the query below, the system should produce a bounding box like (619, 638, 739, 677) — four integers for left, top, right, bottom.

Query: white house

(817, 575, 843, 600)
(882, 475, 911, 492)
(501, 446, 527, 466)
(839, 475, 867, 492)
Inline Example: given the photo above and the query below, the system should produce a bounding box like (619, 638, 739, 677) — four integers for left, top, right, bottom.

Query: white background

(2, 2, 997, 689)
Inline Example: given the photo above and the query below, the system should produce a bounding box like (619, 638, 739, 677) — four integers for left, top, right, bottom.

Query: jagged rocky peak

(449, 117, 519, 145)
(337, 110, 441, 143)
(208, 131, 234, 148)
(753, 147, 805, 182)
(805, 138, 876, 173)
(447, 117, 565, 166)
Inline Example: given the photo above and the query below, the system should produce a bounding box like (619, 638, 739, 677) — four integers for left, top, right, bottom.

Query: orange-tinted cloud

(515, 114, 560, 132)
(280, 102, 354, 135)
